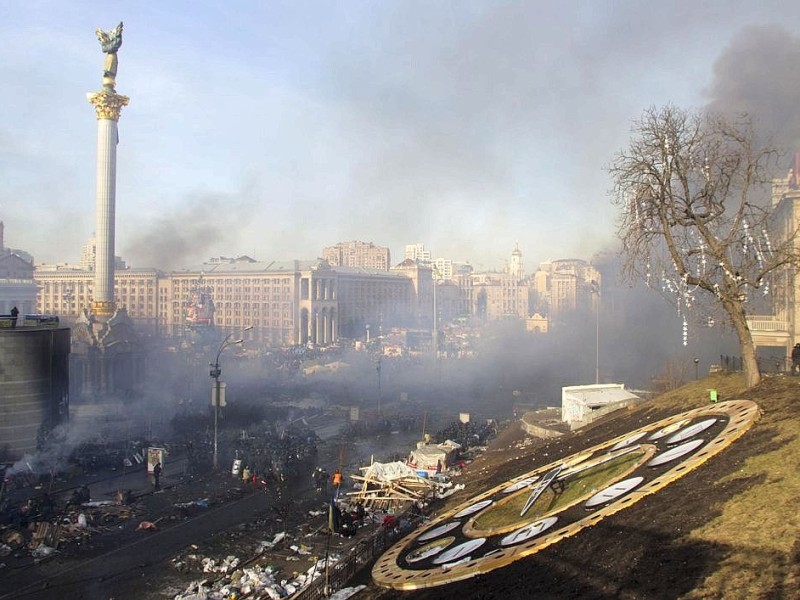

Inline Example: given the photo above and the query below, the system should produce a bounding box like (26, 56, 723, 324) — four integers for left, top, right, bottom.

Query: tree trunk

(724, 299, 761, 388)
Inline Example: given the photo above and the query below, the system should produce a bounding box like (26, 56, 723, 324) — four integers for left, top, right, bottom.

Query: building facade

(747, 156, 800, 359)
(535, 259, 601, 318)
(35, 257, 427, 347)
(35, 267, 162, 334)
(404, 243, 432, 265)
(322, 240, 391, 271)
(472, 272, 530, 321)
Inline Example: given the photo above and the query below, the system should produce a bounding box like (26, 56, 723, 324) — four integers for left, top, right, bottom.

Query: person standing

(153, 462, 162, 492)
(792, 343, 800, 375)
(10, 306, 19, 327)
(312, 467, 324, 493)
(332, 468, 343, 499)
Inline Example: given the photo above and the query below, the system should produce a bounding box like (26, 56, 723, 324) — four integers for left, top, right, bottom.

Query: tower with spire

(509, 243, 524, 281)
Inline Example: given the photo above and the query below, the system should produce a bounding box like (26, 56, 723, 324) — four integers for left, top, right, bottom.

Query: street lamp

(376, 357, 382, 415)
(209, 326, 252, 470)
(432, 265, 441, 361)
(590, 281, 600, 384)
(433, 275, 438, 360)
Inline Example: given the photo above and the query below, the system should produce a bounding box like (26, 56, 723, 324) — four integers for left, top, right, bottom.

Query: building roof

(562, 384, 640, 408)
(336, 265, 409, 278)
(173, 260, 311, 274)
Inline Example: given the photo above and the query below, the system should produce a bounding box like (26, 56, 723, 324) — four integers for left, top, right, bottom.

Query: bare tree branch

(609, 105, 799, 388)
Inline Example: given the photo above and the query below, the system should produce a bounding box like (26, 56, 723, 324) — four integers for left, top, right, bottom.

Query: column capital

(87, 90, 129, 121)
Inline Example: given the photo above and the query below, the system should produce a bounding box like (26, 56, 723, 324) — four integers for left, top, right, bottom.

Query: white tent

(407, 440, 461, 475)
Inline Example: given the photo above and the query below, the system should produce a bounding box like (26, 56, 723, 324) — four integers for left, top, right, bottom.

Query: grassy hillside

(366, 372, 800, 599)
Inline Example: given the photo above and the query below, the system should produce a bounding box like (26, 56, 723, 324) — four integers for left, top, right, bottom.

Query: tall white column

(87, 90, 128, 318)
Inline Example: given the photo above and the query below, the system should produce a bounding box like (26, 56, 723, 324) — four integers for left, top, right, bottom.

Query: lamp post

(209, 326, 252, 470)
(376, 357, 382, 415)
(433, 275, 438, 360)
(590, 280, 600, 384)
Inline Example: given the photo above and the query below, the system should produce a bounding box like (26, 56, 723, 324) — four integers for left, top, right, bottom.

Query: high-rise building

(80, 235, 127, 271)
(322, 240, 391, 271)
(80, 237, 96, 270)
(405, 243, 431, 265)
(535, 259, 601, 318)
(432, 258, 454, 281)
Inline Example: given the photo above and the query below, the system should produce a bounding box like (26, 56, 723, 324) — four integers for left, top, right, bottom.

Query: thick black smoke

(705, 25, 800, 152)
(121, 189, 261, 270)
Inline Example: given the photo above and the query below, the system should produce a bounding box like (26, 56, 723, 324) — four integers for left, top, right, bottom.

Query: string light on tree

(610, 105, 798, 388)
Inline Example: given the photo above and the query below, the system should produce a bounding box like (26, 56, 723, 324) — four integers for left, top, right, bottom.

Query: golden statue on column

(88, 22, 128, 121)
(96, 21, 124, 92)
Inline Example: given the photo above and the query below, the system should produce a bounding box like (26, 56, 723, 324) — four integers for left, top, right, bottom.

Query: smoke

(5, 416, 121, 477)
(120, 189, 258, 270)
(705, 25, 800, 152)
(123, 215, 224, 271)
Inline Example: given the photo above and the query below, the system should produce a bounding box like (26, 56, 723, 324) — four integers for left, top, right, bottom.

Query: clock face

(373, 400, 759, 590)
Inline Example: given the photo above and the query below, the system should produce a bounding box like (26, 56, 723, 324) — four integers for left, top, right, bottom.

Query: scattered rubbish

(289, 544, 311, 555)
(31, 545, 57, 559)
(2, 532, 24, 548)
(255, 532, 286, 553)
(329, 585, 367, 600)
(201, 554, 240, 573)
(436, 483, 465, 499)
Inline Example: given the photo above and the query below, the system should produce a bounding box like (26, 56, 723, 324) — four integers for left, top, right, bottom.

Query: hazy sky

(2, 1, 800, 272)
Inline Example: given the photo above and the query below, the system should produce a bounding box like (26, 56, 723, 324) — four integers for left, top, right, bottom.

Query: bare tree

(609, 105, 798, 389)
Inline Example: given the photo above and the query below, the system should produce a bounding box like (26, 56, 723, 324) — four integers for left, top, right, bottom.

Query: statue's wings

(96, 21, 123, 53)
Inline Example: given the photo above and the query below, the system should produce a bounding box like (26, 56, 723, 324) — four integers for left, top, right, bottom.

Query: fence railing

(719, 354, 797, 374)
(719, 355, 743, 372)
(289, 516, 421, 600)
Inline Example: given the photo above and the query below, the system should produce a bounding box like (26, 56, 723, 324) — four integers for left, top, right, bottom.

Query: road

(0, 414, 422, 600)
(2, 483, 278, 600)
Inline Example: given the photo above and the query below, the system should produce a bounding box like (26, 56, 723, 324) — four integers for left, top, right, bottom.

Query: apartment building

(535, 259, 601, 318)
(472, 272, 530, 321)
(322, 240, 391, 271)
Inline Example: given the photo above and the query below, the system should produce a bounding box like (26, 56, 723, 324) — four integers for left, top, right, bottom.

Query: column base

(92, 300, 116, 318)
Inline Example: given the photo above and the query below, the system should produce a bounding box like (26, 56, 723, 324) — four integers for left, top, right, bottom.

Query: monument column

(87, 22, 128, 319)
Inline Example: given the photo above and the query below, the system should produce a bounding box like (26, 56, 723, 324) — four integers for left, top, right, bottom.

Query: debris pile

(347, 461, 437, 509)
(170, 552, 344, 599)
(0, 486, 141, 563)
